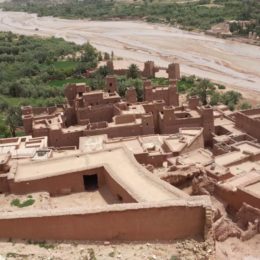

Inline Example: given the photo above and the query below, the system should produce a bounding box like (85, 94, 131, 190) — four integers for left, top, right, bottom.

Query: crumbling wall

(236, 203, 260, 231)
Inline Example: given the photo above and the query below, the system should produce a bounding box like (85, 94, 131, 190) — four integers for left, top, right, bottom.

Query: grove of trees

(0, 32, 99, 136)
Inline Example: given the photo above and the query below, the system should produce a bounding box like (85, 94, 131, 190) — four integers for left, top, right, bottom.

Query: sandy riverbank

(0, 11, 259, 103)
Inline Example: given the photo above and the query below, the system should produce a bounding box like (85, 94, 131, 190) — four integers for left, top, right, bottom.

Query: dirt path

(0, 11, 259, 102)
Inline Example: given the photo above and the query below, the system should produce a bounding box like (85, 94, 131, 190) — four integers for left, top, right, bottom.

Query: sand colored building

(21, 65, 214, 148)
(103, 60, 180, 80)
(1, 60, 260, 244)
(234, 108, 260, 142)
(0, 134, 212, 242)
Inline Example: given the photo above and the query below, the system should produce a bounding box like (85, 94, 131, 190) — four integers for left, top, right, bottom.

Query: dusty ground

(0, 11, 259, 103)
(0, 240, 189, 260)
(0, 190, 120, 213)
(0, 192, 259, 259)
(0, 236, 259, 260)
(216, 235, 260, 260)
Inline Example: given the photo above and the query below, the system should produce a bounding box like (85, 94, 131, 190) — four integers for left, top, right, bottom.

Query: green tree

(0, 118, 10, 138)
(127, 64, 140, 79)
(239, 101, 252, 110)
(5, 107, 22, 137)
(210, 92, 221, 106)
(104, 52, 110, 60)
(189, 79, 215, 105)
(221, 91, 242, 107)
(80, 42, 98, 68)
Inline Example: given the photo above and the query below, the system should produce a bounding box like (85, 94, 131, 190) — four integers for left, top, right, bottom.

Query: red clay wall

(182, 131, 204, 154)
(0, 204, 205, 241)
(159, 117, 202, 134)
(84, 123, 154, 139)
(215, 186, 260, 211)
(0, 175, 9, 193)
(235, 112, 260, 142)
(77, 105, 114, 124)
(48, 130, 83, 148)
(134, 153, 168, 167)
(9, 167, 136, 203)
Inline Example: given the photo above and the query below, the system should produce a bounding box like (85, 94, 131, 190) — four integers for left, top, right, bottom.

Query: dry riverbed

(0, 11, 259, 103)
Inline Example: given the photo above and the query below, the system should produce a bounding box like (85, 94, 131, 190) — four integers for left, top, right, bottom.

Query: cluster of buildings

(0, 61, 259, 244)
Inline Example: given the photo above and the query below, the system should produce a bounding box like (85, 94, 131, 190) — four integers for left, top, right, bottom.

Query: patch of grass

(6, 252, 30, 258)
(88, 248, 97, 260)
(53, 61, 78, 70)
(170, 255, 180, 260)
(217, 84, 226, 90)
(11, 198, 35, 208)
(151, 77, 170, 86)
(108, 251, 116, 257)
(6, 252, 17, 258)
(28, 240, 55, 249)
(49, 78, 90, 88)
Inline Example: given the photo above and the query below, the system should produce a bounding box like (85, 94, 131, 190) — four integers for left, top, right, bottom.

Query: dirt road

(0, 11, 260, 100)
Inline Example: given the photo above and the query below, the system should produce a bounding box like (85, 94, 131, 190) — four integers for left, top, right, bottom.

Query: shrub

(11, 198, 35, 208)
(239, 101, 252, 110)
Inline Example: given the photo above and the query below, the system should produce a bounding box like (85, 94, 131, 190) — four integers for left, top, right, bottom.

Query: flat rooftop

(221, 170, 260, 191)
(177, 149, 213, 166)
(214, 117, 244, 136)
(229, 161, 260, 175)
(233, 142, 260, 154)
(244, 181, 260, 197)
(215, 151, 248, 167)
(15, 147, 186, 202)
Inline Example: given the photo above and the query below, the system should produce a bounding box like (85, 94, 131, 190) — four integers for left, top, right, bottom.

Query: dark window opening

(83, 174, 98, 191)
(117, 194, 123, 202)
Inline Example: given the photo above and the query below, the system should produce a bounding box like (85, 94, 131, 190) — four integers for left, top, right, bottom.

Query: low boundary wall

(0, 200, 209, 241)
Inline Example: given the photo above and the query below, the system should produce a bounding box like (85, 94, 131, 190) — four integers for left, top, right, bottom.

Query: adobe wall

(235, 112, 260, 142)
(77, 105, 114, 124)
(135, 153, 169, 168)
(182, 130, 204, 154)
(215, 185, 260, 211)
(239, 108, 260, 116)
(103, 167, 137, 203)
(85, 122, 154, 139)
(49, 129, 83, 148)
(143, 101, 165, 132)
(9, 167, 136, 203)
(113, 69, 128, 76)
(64, 106, 77, 126)
(0, 203, 206, 241)
(9, 168, 96, 196)
(159, 116, 202, 134)
(0, 175, 9, 193)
